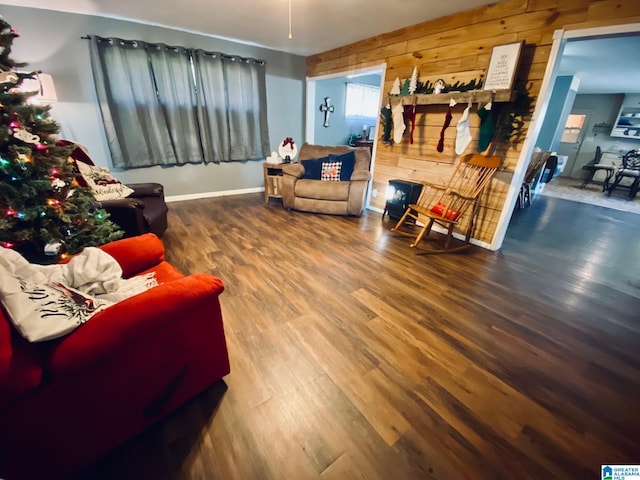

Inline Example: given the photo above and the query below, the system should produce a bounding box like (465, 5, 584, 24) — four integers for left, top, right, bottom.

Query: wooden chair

(517, 150, 552, 209)
(390, 153, 502, 253)
(607, 149, 640, 199)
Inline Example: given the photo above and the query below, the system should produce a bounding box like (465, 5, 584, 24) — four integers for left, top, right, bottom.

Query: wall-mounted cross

(319, 97, 335, 127)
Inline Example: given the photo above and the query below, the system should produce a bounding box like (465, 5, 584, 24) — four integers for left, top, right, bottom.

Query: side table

(263, 162, 284, 204)
(354, 140, 374, 155)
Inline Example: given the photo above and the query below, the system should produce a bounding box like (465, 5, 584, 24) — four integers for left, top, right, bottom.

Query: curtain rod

(80, 35, 265, 65)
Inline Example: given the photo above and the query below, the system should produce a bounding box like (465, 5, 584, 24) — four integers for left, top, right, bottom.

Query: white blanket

(0, 246, 158, 342)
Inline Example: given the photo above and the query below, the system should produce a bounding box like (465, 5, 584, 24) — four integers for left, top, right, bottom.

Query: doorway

(491, 24, 640, 250)
(306, 64, 386, 209)
(306, 65, 385, 146)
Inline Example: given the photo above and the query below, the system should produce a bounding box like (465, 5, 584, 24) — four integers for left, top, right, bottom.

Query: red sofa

(0, 234, 230, 480)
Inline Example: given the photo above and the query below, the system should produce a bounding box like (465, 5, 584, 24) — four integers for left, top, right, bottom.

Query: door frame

(490, 22, 640, 251)
(305, 63, 387, 209)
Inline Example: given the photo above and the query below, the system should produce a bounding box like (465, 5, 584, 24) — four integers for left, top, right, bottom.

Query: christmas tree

(0, 16, 122, 264)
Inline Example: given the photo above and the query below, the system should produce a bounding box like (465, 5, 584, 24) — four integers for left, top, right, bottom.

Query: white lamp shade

(18, 73, 58, 104)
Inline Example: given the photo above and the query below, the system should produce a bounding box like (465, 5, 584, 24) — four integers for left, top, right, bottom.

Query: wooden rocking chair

(390, 153, 502, 253)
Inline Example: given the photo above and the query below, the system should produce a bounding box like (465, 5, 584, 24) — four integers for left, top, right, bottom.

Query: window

(560, 114, 586, 144)
(88, 36, 269, 168)
(345, 82, 380, 119)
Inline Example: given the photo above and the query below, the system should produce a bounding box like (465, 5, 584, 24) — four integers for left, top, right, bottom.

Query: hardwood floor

(74, 194, 640, 480)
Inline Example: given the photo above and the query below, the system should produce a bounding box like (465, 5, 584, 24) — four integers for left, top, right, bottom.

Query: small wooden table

(263, 163, 284, 204)
(354, 140, 374, 154)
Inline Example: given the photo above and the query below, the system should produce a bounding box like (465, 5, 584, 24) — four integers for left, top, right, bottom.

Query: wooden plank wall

(307, 0, 640, 245)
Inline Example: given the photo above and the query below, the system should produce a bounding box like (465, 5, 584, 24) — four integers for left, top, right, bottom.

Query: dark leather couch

(97, 182, 168, 238)
(60, 140, 169, 238)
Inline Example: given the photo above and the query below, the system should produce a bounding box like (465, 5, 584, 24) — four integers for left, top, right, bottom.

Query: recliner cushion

(295, 179, 351, 201)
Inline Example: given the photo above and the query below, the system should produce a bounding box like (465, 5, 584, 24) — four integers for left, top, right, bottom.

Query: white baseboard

(165, 187, 264, 203)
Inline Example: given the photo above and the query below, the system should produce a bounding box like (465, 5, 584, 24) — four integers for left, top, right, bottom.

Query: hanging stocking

(477, 102, 495, 153)
(455, 102, 472, 155)
(380, 105, 392, 144)
(404, 103, 417, 144)
(392, 101, 406, 144)
(437, 99, 455, 153)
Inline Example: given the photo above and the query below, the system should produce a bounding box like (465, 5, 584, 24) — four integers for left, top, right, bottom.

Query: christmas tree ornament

(455, 101, 473, 155)
(400, 79, 410, 96)
(51, 178, 66, 190)
(390, 77, 401, 95)
(13, 127, 40, 144)
(434, 79, 446, 95)
(44, 240, 62, 256)
(0, 70, 18, 84)
(409, 67, 418, 95)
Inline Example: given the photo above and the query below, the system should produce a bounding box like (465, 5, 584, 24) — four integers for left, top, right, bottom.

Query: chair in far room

(580, 145, 615, 191)
(607, 149, 640, 199)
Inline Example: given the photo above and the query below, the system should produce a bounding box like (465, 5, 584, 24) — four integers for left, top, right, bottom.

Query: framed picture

(368, 126, 376, 141)
(483, 41, 524, 91)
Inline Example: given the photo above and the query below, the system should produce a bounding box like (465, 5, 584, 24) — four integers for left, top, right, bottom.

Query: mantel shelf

(390, 89, 516, 106)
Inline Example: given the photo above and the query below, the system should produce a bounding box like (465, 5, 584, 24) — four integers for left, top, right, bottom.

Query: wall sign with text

(483, 41, 524, 91)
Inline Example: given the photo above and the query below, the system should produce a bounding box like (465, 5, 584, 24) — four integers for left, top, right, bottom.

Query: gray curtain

(193, 50, 270, 162)
(88, 36, 269, 168)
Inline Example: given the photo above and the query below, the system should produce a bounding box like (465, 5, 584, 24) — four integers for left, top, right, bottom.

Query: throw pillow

(301, 156, 327, 180)
(328, 151, 356, 181)
(321, 161, 342, 182)
(430, 202, 461, 220)
(75, 160, 134, 201)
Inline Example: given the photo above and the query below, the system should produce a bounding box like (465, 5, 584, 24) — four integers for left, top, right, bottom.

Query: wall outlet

(372, 189, 377, 198)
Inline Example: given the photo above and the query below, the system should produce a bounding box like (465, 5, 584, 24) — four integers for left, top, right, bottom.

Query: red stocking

(404, 104, 417, 144)
(437, 106, 453, 153)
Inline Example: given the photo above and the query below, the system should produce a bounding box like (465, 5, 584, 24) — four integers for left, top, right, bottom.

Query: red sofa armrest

(99, 233, 165, 278)
(45, 274, 225, 377)
(0, 308, 43, 409)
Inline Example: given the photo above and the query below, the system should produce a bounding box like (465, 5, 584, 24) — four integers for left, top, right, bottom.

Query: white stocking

(455, 104, 472, 155)
(392, 102, 406, 144)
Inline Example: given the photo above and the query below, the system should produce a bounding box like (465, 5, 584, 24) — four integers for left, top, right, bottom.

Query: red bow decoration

(282, 137, 295, 148)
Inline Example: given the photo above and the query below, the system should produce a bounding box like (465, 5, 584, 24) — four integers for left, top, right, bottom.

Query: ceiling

(0, 0, 495, 57)
(2, 1, 638, 94)
(556, 34, 640, 94)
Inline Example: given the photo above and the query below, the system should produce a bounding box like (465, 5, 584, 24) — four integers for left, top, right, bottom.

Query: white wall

(1, 5, 307, 197)
(569, 93, 640, 175)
